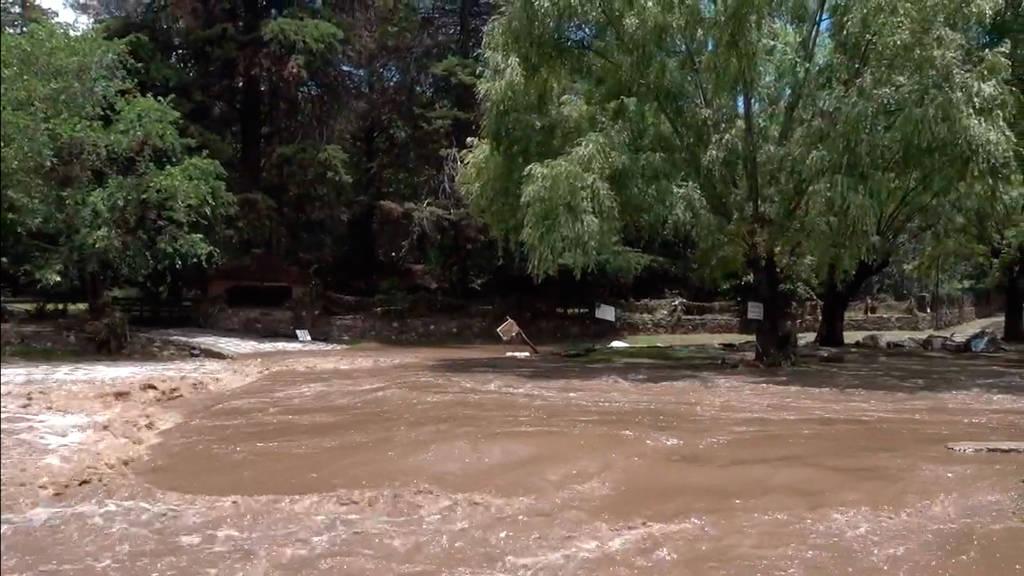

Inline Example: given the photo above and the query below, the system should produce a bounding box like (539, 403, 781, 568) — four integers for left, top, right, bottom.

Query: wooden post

(518, 329, 540, 355)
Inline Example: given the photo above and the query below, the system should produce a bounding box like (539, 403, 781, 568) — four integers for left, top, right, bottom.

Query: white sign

(496, 318, 521, 341)
(595, 303, 616, 322)
(295, 329, 312, 342)
(746, 302, 764, 321)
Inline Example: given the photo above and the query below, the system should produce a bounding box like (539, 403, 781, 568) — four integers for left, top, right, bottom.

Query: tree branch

(844, 32, 876, 93)
(877, 176, 923, 241)
(682, 39, 707, 108)
(742, 82, 760, 216)
(777, 0, 827, 146)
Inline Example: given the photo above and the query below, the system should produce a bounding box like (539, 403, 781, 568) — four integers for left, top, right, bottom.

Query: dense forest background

(1, 0, 1021, 351)
(3, 0, 701, 306)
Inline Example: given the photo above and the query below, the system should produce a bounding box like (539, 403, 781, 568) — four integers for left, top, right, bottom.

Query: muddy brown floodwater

(2, 347, 1023, 575)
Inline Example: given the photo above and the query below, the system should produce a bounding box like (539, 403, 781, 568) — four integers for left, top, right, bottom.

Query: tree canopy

(461, 0, 1019, 356)
(1, 0, 1020, 350)
(1, 21, 234, 304)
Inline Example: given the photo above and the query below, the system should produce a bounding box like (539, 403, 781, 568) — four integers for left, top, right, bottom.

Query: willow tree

(951, 0, 1023, 342)
(460, 0, 1016, 362)
(808, 0, 1019, 346)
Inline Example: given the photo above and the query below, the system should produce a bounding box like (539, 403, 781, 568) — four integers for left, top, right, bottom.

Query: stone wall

(842, 307, 975, 332)
(207, 302, 977, 345)
(209, 307, 306, 337)
(209, 307, 740, 344)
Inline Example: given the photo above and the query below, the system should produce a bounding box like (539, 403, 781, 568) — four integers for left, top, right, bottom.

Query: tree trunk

(83, 270, 108, 319)
(752, 252, 794, 366)
(814, 258, 890, 347)
(816, 289, 849, 347)
(1004, 256, 1024, 342)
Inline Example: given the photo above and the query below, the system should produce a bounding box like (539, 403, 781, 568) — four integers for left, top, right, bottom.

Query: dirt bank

(0, 348, 414, 515)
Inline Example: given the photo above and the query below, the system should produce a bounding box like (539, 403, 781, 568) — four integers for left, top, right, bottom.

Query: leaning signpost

(496, 317, 539, 355)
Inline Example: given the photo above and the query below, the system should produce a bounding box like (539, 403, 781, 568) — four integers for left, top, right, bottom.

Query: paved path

(145, 329, 347, 358)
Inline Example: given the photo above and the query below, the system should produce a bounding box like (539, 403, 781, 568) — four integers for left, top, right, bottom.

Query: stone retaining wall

(842, 308, 976, 332)
(208, 304, 977, 344)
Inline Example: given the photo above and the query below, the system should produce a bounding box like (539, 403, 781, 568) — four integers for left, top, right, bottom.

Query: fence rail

(110, 298, 196, 324)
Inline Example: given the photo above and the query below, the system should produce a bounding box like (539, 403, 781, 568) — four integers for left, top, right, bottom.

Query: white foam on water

(1, 360, 225, 386)
(4, 412, 93, 447)
(504, 519, 698, 572)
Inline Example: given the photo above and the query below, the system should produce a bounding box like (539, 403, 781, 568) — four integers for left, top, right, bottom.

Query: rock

(734, 340, 758, 352)
(947, 441, 1024, 454)
(941, 333, 974, 353)
(942, 339, 967, 353)
(886, 339, 914, 349)
(921, 335, 946, 351)
(856, 334, 886, 349)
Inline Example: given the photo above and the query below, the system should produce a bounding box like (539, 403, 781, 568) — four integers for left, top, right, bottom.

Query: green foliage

(0, 23, 234, 293)
(918, 0, 1024, 287)
(263, 15, 343, 55)
(73, 1, 501, 295)
(462, 0, 1017, 289)
(1, 0, 54, 32)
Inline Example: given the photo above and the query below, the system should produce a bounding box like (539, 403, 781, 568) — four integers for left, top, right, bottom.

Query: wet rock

(921, 335, 947, 351)
(733, 340, 758, 352)
(947, 441, 1024, 454)
(718, 357, 741, 368)
(941, 340, 966, 353)
(885, 338, 915, 349)
(855, 334, 886, 348)
(942, 334, 970, 353)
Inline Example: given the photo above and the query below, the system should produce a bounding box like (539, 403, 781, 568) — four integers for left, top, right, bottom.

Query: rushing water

(2, 348, 1022, 575)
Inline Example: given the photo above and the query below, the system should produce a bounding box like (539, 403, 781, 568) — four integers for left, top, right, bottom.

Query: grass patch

(566, 344, 731, 365)
(625, 333, 753, 347)
(0, 345, 92, 361)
